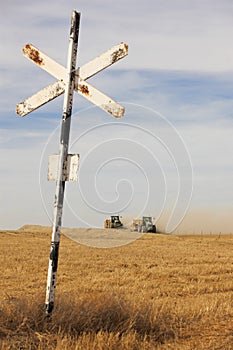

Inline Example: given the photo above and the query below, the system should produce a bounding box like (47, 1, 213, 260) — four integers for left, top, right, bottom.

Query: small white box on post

(48, 154, 80, 181)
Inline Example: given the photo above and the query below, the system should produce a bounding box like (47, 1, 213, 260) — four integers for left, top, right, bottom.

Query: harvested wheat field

(0, 225, 233, 349)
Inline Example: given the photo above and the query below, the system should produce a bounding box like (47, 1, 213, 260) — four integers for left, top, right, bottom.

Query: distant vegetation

(0, 227, 233, 349)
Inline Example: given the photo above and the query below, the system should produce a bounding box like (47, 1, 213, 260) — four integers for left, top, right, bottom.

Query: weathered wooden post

(45, 10, 80, 315)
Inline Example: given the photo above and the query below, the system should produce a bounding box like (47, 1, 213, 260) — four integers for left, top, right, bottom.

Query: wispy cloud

(1, 1, 233, 232)
(2, 0, 233, 71)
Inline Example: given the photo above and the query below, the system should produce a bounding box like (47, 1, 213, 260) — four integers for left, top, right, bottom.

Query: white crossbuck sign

(16, 42, 128, 118)
(16, 10, 128, 315)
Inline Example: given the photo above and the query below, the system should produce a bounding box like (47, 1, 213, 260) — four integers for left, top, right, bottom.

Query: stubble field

(0, 225, 233, 349)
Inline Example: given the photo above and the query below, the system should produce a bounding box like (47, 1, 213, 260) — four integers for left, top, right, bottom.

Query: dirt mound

(62, 227, 142, 248)
(18, 224, 51, 234)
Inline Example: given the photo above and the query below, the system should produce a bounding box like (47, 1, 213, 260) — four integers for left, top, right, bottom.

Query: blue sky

(1, 0, 233, 233)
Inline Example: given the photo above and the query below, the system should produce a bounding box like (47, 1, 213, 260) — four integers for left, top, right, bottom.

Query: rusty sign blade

(78, 79, 125, 117)
(22, 42, 128, 81)
(16, 79, 124, 118)
(79, 42, 128, 79)
(16, 42, 128, 118)
(22, 43, 66, 80)
(16, 80, 65, 116)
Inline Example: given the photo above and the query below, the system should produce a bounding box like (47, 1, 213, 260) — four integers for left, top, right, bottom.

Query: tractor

(104, 215, 123, 229)
(130, 216, 156, 233)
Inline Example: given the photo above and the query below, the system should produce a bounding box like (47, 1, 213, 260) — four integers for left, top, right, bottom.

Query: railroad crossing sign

(16, 42, 128, 118)
(16, 10, 128, 315)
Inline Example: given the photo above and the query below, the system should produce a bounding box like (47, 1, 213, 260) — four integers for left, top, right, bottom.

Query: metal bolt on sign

(16, 10, 128, 315)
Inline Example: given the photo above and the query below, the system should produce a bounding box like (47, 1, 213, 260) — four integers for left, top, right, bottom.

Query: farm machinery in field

(130, 216, 156, 233)
(104, 215, 123, 229)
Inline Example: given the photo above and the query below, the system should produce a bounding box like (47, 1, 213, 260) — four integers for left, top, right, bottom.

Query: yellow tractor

(104, 215, 123, 229)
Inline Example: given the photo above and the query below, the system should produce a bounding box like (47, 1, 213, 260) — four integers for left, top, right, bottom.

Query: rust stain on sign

(111, 43, 128, 64)
(78, 84, 89, 95)
(16, 100, 33, 116)
(23, 44, 44, 66)
(123, 43, 129, 52)
(102, 103, 125, 118)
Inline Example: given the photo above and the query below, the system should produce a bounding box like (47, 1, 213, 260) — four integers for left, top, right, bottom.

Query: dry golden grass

(0, 226, 233, 349)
